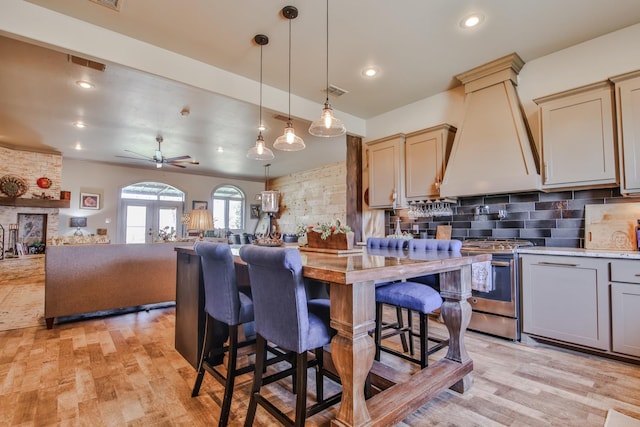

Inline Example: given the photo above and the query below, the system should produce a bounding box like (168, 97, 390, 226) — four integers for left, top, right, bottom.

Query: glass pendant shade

(273, 121, 305, 151)
(274, 6, 304, 152)
(248, 34, 275, 161)
(309, 0, 346, 138)
(309, 101, 346, 137)
(247, 133, 274, 160)
(261, 190, 279, 213)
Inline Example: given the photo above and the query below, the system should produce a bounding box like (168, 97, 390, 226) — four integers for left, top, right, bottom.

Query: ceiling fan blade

(123, 149, 152, 160)
(166, 162, 187, 168)
(116, 155, 154, 162)
(164, 155, 191, 162)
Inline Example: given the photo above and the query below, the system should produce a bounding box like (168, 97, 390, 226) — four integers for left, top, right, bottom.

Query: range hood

(439, 53, 541, 198)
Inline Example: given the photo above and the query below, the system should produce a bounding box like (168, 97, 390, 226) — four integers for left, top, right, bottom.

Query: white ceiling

(1, 0, 640, 180)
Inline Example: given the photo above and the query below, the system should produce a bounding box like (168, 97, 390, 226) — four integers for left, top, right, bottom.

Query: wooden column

(346, 135, 363, 242)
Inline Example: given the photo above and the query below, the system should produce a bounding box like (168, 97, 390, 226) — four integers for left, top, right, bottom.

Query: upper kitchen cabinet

(367, 134, 406, 209)
(405, 125, 456, 200)
(534, 81, 617, 190)
(610, 70, 640, 196)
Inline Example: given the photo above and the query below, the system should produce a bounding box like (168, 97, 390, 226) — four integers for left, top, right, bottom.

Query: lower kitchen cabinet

(610, 260, 640, 357)
(521, 254, 610, 350)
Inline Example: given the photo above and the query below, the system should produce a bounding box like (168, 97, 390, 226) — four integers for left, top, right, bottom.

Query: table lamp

(188, 209, 213, 240)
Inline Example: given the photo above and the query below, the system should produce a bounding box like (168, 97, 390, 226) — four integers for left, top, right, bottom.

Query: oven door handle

(491, 261, 511, 267)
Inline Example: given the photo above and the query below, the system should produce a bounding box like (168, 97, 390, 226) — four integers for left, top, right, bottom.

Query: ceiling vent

(325, 84, 348, 97)
(88, 0, 122, 11)
(68, 55, 107, 72)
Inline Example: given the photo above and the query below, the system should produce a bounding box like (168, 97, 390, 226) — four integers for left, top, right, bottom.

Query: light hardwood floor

(1, 307, 639, 426)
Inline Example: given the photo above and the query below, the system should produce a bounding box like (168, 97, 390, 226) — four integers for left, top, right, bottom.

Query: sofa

(45, 242, 183, 328)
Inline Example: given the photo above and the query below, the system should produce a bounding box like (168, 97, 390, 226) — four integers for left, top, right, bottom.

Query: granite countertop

(517, 246, 640, 260)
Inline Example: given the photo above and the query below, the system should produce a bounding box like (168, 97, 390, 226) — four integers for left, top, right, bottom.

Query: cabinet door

(367, 134, 405, 208)
(612, 71, 640, 195)
(405, 125, 455, 199)
(611, 282, 640, 357)
(521, 255, 610, 350)
(536, 82, 617, 189)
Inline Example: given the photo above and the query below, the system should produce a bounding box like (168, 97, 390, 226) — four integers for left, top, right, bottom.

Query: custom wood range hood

(439, 53, 542, 198)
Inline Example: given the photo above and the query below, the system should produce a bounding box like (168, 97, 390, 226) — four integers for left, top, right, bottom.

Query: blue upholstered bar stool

(240, 245, 341, 427)
(191, 242, 289, 427)
(366, 237, 412, 352)
(374, 238, 459, 368)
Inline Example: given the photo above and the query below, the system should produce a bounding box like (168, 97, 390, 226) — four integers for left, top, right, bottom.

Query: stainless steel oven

(461, 239, 533, 341)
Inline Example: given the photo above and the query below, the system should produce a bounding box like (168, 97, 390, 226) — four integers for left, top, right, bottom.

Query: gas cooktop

(461, 238, 534, 253)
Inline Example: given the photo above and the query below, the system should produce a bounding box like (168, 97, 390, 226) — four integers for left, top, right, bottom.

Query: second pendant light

(273, 5, 305, 152)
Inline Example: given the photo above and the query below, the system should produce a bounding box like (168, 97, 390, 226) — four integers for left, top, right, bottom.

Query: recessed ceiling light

(460, 13, 484, 29)
(74, 143, 82, 150)
(73, 121, 86, 128)
(76, 80, 94, 89)
(362, 66, 380, 78)
(217, 147, 224, 153)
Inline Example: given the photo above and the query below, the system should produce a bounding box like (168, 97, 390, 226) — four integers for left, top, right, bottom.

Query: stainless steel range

(461, 238, 534, 341)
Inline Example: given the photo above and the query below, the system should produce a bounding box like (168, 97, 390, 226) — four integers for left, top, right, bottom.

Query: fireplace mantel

(0, 197, 70, 209)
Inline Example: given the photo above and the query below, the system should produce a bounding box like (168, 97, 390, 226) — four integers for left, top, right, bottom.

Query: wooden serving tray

(298, 246, 363, 254)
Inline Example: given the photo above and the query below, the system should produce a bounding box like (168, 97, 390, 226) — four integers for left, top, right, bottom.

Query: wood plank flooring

(1, 306, 639, 426)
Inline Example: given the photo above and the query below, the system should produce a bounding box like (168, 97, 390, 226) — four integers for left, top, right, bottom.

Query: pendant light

(247, 34, 275, 161)
(273, 5, 305, 152)
(309, 0, 346, 137)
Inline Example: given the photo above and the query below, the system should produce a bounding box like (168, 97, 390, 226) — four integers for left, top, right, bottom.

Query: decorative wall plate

(0, 174, 28, 198)
(37, 177, 52, 189)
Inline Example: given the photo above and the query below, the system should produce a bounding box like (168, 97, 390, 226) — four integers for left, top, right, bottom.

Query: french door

(121, 200, 183, 244)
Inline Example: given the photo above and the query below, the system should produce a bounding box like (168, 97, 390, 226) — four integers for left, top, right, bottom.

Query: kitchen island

(175, 244, 490, 426)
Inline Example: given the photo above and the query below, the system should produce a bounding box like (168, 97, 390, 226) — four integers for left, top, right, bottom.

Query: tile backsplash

(388, 188, 640, 248)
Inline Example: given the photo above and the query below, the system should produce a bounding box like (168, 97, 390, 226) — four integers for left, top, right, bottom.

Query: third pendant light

(273, 5, 305, 152)
(309, 0, 346, 137)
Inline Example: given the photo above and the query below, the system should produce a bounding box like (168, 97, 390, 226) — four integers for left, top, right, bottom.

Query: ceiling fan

(117, 136, 199, 169)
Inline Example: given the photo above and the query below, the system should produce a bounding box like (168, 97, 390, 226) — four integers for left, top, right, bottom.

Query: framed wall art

(192, 200, 208, 210)
(80, 192, 100, 210)
(18, 213, 47, 248)
(250, 204, 261, 219)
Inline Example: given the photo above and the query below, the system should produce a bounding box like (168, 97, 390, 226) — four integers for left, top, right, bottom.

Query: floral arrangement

(297, 219, 352, 240)
(157, 226, 176, 241)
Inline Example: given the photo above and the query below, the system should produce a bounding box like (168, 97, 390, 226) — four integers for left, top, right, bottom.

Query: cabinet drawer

(610, 259, 640, 284)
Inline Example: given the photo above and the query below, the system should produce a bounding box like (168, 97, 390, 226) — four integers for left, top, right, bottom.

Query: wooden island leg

(439, 265, 474, 393)
(329, 280, 376, 427)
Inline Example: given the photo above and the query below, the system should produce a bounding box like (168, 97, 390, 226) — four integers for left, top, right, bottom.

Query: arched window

(119, 182, 185, 244)
(212, 185, 245, 233)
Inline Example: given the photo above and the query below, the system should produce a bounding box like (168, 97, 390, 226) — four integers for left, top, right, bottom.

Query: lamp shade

(261, 190, 279, 213)
(273, 121, 305, 151)
(188, 209, 213, 231)
(309, 102, 346, 137)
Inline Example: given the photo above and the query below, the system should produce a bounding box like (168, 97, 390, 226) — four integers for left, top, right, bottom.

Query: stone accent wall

(271, 162, 347, 235)
(0, 146, 63, 243)
(389, 187, 640, 248)
(0, 146, 63, 200)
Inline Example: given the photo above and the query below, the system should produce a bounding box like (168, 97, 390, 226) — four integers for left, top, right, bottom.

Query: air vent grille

(68, 55, 107, 72)
(89, 0, 122, 11)
(326, 84, 348, 97)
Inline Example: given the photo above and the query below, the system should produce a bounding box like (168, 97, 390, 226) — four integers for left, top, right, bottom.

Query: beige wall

(365, 23, 640, 150)
(271, 161, 347, 236)
(60, 159, 265, 242)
